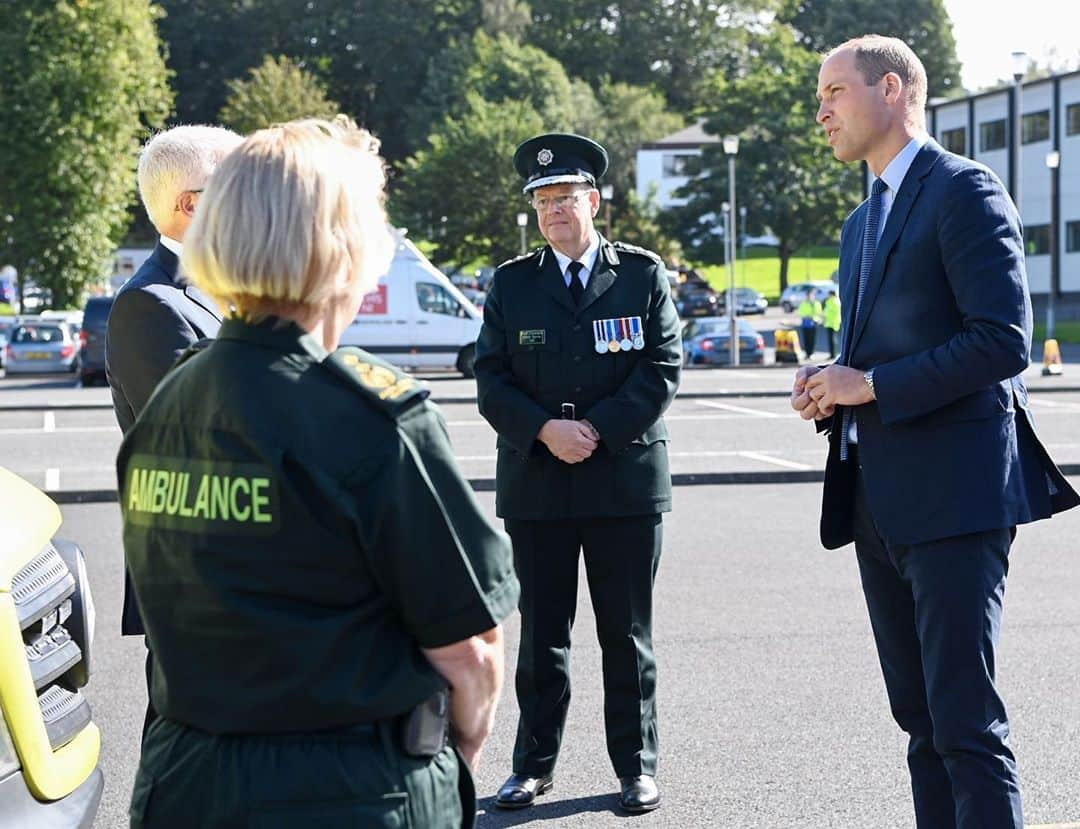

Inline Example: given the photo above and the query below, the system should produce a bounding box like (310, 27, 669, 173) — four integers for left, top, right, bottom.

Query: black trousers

(853, 474, 1023, 829)
(505, 514, 662, 778)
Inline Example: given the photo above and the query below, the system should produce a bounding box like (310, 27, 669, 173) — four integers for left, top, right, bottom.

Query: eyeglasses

(530, 191, 590, 213)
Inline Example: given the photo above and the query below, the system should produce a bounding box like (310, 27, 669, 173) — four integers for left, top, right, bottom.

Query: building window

(979, 119, 1007, 151)
(1067, 221, 1080, 254)
(1067, 103, 1080, 136)
(1024, 224, 1050, 256)
(1022, 110, 1050, 144)
(941, 127, 966, 155)
(662, 154, 696, 178)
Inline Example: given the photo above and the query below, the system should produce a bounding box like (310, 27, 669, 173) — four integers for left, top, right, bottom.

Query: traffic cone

(1042, 338, 1063, 376)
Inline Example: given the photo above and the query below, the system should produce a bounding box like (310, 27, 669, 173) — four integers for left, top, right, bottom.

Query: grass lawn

(697, 246, 840, 302)
(1034, 320, 1080, 344)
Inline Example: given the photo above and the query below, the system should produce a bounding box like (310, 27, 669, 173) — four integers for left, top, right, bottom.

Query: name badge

(518, 329, 546, 346)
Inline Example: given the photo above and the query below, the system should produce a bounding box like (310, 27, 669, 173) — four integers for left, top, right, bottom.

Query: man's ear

(883, 72, 904, 105)
(176, 190, 199, 218)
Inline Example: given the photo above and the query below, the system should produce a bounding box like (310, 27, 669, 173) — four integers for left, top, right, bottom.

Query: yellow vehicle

(0, 467, 102, 826)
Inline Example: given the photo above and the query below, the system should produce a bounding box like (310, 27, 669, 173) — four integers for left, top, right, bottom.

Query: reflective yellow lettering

(128, 468, 144, 511)
(251, 478, 272, 523)
(192, 475, 210, 518)
(152, 470, 169, 513)
(230, 477, 251, 521)
(165, 472, 185, 515)
(211, 475, 229, 520)
(178, 475, 193, 517)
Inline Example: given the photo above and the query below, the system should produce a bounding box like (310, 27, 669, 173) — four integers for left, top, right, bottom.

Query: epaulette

(611, 241, 664, 265)
(325, 347, 430, 419)
(497, 247, 544, 270)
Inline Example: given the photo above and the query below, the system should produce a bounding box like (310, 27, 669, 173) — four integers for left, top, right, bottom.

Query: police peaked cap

(513, 133, 609, 193)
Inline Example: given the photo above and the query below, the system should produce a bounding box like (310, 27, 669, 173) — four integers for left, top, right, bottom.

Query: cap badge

(537, 148, 554, 166)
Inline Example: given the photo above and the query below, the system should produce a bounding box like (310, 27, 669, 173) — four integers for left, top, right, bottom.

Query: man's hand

(791, 365, 831, 420)
(803, 365, 874, 417)
(538, 419, 598, 463)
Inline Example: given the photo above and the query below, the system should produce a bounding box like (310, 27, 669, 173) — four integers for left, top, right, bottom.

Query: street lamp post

(723, 135, 740, 366)
(1045, 150, 1061, 344)
(601, 184, 614, 239)
(1011, 50, 1027, 212)
(739, 205, 748, 286)
(516, 212, 528, 255)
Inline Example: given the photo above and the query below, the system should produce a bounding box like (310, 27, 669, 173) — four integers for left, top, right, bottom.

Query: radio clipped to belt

(400, 687, 450, 757)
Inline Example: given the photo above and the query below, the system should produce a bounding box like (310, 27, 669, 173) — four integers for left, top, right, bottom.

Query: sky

(945, 0, 1080, 91)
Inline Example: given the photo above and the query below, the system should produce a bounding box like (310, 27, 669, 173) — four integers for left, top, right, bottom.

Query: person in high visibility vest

(823, 289, 842, 359)
(797, 290, 823, 357)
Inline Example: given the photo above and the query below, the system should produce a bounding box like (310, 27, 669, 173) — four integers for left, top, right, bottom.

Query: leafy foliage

(0, 0, 172, 309)
(219, 54, 340, 134)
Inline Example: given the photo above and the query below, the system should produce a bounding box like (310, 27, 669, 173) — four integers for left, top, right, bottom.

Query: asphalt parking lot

(3, 355, 1079, 828)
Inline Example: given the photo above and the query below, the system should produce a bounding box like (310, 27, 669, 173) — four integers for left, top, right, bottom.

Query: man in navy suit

(792, 36, 1078, 828)
(106, 125, 242, 733)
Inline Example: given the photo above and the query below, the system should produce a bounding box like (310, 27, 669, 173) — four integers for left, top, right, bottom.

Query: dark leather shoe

(494, 773, 554, 809)
(619, 775, 660, 813)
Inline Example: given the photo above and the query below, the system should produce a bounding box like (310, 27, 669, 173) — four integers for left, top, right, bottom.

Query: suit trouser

(505, 514, 662, 779)
(853, 473, 1023, 829)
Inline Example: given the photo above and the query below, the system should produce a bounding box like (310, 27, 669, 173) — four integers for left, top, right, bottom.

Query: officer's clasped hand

(791, 365, 833, 420)
(539, 419, 599, 464)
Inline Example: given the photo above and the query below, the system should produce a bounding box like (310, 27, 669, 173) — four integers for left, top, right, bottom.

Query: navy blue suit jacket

(820, 140, 1078, 549)
(106, 241, 222, 633)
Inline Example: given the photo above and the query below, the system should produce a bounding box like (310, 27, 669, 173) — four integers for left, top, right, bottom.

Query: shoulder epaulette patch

(325, 347, 430, 418)
(612, 241, 663, 265)
(497, 248, 543, 270)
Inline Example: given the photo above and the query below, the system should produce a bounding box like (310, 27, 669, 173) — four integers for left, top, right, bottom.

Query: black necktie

(567, 261, 585, 305)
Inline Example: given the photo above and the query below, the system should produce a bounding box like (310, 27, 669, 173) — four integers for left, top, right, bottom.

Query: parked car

(780, 281, 838, 313)
(0, 465, 103, 826)
(461, 287, 487, 311)
(78, 297, 114, 386)
(4, 321, 81, 375)
(682, 316, 766, 366)
(731, 286, 768, 315)
(675, 287, 722, 318)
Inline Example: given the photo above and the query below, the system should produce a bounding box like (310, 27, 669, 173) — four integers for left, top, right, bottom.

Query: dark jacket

(106, 240, 222, 635)
(475, 239, 682, 519)
(820, 140, 1078, 549)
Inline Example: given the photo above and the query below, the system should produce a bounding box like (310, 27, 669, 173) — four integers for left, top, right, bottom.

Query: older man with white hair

(106, 124, 242, 738)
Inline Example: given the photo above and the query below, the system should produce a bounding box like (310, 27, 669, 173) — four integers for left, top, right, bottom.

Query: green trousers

(130, 717, 473, 828)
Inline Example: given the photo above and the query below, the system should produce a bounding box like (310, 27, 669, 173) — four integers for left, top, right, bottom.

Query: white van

(339, 232, 483, 377)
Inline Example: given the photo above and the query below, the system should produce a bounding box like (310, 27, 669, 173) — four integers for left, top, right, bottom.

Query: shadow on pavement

(476, 793, 628, 825)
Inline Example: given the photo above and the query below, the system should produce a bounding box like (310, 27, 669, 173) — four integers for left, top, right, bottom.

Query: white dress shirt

(551, 232, 601, 288)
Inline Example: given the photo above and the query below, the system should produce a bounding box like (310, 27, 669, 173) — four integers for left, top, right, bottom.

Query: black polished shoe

(494, 773, 554, 809)
(619, 775, 660, 813)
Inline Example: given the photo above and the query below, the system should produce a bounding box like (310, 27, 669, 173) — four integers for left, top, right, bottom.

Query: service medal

(619, 318, 633, 352)
(606, 319, 620, 352)
(594, 320, 608, 353)
(631, 316, 645, 350)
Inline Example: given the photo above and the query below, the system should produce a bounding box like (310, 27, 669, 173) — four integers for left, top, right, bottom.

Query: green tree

(677, 27, 860, 289)
(219, 54, 340, 134)
(392, 94, 546, 267)
(0, 0, 172, 309)
(613, 188, 683, 264)
(777, 0, 962, 97)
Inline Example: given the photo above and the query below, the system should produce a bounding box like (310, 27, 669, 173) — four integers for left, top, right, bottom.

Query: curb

(49, 464, 1080, 505)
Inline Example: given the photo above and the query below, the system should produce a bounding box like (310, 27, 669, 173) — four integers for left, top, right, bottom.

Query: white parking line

(1029, 823, 1080, 828)
(1028, 398, 1080, 412)
(45, 468, 60, 490)
(0, 426, 119, 435)
(43, 411, 55, 432)
(737, 451, 813, 470)
(695, 400, 781, 418)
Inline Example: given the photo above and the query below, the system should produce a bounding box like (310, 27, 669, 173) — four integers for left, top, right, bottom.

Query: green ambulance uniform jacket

(474, 239, 682, 520)
(116, 317, 519, 734)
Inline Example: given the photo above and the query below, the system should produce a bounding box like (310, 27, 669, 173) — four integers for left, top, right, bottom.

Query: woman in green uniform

(117, 117, 519, 829)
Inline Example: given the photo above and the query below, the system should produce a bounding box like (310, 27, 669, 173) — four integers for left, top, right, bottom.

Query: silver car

(3, 321, 81, 374)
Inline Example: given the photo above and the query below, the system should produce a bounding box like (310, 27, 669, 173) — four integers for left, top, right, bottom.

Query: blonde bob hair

(182, 116, 394, 320)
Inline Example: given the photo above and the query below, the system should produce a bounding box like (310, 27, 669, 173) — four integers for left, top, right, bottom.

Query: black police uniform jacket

(475, 239, 681, 519)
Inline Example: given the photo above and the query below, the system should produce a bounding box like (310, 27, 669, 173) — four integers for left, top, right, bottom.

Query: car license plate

(24, 352, 53, 360)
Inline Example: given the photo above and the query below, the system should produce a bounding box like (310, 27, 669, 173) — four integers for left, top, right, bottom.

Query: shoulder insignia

(497, 247, 544, 270)
(612, 241, 664, 265)
(325, 347, 430, 418)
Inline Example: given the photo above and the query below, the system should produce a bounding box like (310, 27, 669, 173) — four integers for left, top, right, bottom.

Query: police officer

(475, 133, 681, 813)
(117, 117, 519, 828)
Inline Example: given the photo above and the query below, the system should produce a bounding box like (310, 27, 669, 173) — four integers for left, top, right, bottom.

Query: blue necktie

(567, 261, 585, 305)
(839, 177, 888, 462)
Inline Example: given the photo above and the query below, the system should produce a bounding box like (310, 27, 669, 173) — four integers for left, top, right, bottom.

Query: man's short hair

(830, 35, 928, 122)
(182, 116, 394, 319)
(137, 125, 244, 232)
